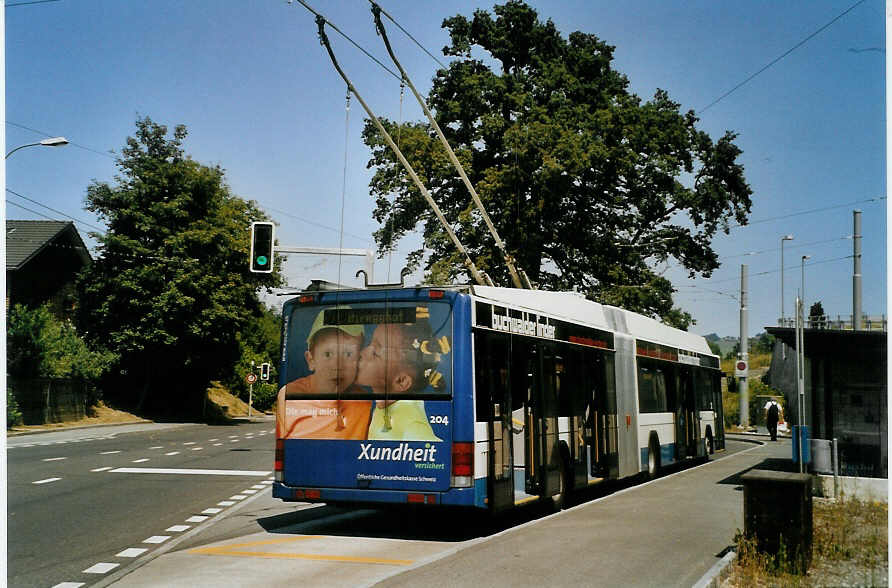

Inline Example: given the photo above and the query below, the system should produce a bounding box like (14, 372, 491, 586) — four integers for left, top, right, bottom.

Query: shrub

(7, 388, 22, 429)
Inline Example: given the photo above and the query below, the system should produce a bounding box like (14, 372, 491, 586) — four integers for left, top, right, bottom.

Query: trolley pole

(739, 264, 749, 428)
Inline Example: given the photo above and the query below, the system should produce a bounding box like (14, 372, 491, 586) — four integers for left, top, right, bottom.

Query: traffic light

(260, 362, 270, 381)
(250, 222, 275, 273)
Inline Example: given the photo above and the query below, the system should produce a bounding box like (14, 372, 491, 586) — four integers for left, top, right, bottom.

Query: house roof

(6, 220, 92, 270)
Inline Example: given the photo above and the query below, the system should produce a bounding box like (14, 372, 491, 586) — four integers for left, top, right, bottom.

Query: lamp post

(6, 136, 69, 159)
(780, 235, 794, 325)
(801, 254, 811, 322)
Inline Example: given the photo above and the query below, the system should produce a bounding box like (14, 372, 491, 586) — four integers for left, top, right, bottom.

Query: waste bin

(792, 425, 810, 464)
(741, 469, 813, 573)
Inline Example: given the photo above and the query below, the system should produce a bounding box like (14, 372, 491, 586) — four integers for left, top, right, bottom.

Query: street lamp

(780, 235, 794, 325)
(801, 255, 811, 322)
(5, 136, 69, 159)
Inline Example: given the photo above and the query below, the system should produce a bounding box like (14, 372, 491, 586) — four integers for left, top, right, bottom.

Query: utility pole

(739, 264, 749, 428)
(853, 210, 862, 330)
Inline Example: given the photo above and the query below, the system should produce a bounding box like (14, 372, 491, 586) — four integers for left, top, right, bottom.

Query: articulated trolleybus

(273, 285, 724, 513)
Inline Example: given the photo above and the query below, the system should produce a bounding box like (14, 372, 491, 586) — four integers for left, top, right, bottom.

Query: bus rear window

(280, 301, 453, 402)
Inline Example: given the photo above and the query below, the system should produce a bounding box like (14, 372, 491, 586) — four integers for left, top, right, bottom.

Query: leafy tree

(7, 303, 115, 381)
(809, 301, 826, 323)
(363, 1, 752, 328)
(76, 117, 283, 415)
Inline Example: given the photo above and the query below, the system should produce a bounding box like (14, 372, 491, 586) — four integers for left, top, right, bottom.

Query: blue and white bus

(273, 285, 723, 512)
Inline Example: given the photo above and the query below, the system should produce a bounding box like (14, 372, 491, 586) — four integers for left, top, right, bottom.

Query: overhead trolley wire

(289, 0, 402, 82)
(370, 1, 447, 70)
(6, 188, 106, 232)
(701, 0, 868, 112)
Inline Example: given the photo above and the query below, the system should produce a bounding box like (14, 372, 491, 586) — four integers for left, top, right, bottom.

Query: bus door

(536, 343, 562, 498)
(474, 332, 514, 513)
(584, 351, 609, 478)
(562, 347, 590, 487)
(676, 367, 698, 459)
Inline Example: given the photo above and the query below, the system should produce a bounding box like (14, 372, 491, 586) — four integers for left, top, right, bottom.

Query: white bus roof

(471, 286, 714, 356)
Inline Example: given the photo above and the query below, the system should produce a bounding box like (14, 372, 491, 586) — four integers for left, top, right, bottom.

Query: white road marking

(250, 484, 266, 489)
(166, 525, 191, 532)
(201, 508, 223, 515)
(165, 451, 180, 456)
(132, 458, 150, 463)
(208, 438, 219, 442)
(108, 467, 271, 476)
(230, 495, 247, 500)
(83, 562, 119, 574)
(186, 515, 209, 523)
(229, 439, 239, 443)
(33, 477, 61, 485)
(213, 443, 223, 446)
(52, 582, 85, 587)
(260, 480, 274, 485)
(91, 466, 113, 472)
(183, 441, 196, 445)
(191, 447, 203, 451)
(100, 451, 121, 455)
(217, 501, 236, 506)
(143, 536, 170, 544)
(149, 446, 164, 450)
(241, 489, 258, 494)
(42, 457, 67, 462)
(116, 548, 148, 558)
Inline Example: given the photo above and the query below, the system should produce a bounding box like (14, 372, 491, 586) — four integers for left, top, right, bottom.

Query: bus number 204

(430, 415, 449, 426)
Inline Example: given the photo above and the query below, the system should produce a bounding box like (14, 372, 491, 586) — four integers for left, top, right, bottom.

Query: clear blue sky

(5, 0, 886, 337)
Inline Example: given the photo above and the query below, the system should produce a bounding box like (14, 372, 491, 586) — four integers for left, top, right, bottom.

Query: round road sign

(245, 373, 257, 384)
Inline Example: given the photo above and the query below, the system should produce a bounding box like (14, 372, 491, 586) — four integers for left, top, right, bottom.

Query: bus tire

(551, 443, 572, 511)
(705, 427, 715, 455)
(647, 433, 661, 479)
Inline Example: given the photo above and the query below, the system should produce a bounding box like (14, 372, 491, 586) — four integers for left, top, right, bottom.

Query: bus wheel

(647, 434, 661, 479)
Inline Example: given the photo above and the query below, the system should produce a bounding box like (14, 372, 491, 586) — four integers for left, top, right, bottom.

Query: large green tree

(77, 117, 282, 414)
(363, 1, 752, 328)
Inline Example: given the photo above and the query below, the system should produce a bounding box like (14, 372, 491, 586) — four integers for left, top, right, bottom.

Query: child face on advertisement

(355, 324, 416, 400)
(304, 329, 362, 395)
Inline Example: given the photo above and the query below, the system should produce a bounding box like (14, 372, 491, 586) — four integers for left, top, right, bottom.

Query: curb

(692, 549, 736, 588)
(6, 419, 154, 437)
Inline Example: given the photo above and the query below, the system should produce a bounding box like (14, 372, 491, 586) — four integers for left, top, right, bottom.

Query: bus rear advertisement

(273, 290, 473, 505)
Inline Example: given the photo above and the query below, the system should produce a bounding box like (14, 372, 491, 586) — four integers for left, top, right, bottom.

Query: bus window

(637, 362, 668, 413)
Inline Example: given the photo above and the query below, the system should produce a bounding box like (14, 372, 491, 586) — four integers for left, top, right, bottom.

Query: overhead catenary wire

(371, 3, 529, 289)
(314, 15, 490, 287)
(6, 188, 106, 232)
(700, 0, 868, 112)
(289, 0, 402, 82)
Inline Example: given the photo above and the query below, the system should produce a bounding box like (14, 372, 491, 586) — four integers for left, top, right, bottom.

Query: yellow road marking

(189, 536, 414, 566)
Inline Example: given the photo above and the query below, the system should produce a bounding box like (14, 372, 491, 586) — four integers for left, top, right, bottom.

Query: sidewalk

(103, 438, 786, 587)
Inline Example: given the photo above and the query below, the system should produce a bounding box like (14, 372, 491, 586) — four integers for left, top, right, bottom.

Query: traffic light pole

(275, 245, 375, 283)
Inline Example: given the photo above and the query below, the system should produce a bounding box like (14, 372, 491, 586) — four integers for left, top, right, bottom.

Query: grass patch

(725, 497, 888, 587)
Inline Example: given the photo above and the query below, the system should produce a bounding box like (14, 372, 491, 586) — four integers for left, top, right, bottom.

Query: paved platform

(102, 437, 789, 588)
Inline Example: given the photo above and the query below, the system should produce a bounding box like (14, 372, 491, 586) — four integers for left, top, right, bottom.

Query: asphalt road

(7, 419, 276, 588)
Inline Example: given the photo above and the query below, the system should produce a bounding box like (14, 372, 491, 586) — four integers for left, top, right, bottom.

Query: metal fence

(776, 314, 887, 331)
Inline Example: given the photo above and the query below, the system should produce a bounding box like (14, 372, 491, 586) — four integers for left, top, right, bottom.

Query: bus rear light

(275, 439, 284, 477)
(305, 489, 321, 499)
(451, 442, 473, 488)
(299, 295, 316, 304)
(428, 290, 445, 299)
(407, 494, 438, 504)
